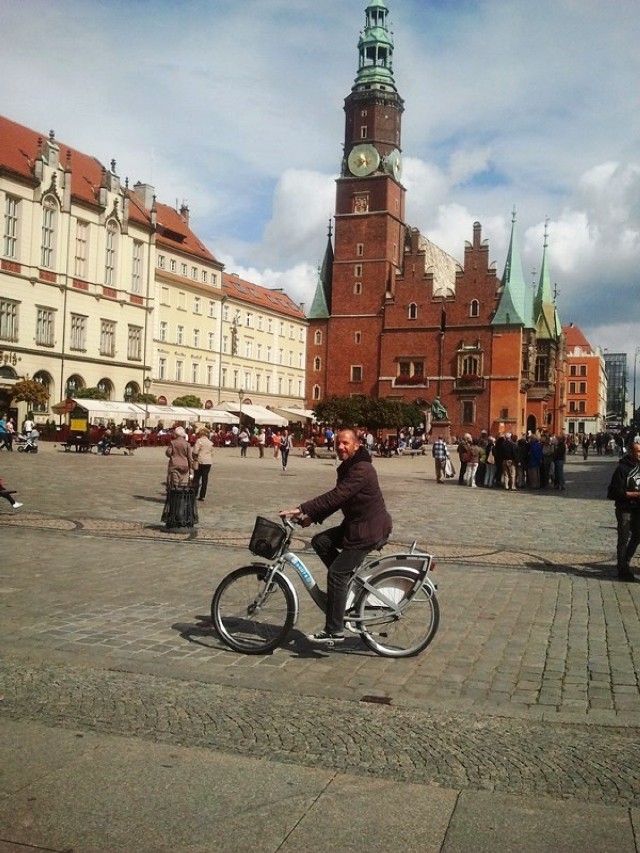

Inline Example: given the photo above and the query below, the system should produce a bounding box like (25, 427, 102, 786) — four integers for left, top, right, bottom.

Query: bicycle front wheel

(355, 568, 440, 658)
(212, 565, 295, 654)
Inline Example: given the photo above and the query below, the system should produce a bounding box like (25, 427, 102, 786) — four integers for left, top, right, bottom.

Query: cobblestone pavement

(1, 442, 639, 807)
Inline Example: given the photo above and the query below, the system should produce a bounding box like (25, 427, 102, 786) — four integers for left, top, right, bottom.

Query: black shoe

(306, 630, 345, 646)
(198, 498, 205, 502)
(618, 570, 637, 582)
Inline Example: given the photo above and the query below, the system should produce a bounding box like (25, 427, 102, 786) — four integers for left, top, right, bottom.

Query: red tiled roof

(0, 114, 218, 264)
(223, 272, 306, 320)
(562, 323, 592, 350)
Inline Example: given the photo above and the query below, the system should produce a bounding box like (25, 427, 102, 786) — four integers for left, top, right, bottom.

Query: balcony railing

(453, 375, 485, 392)
(393, 375, 427, 387)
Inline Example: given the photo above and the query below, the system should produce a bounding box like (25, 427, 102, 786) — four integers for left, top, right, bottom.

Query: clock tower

(310, 0, 407, 402)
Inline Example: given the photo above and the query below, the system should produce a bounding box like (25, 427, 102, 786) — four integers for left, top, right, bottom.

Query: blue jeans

(311, 526, 369, 634)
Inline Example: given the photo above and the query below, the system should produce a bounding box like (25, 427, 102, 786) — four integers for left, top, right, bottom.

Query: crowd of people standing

(432, 430, 569, 491)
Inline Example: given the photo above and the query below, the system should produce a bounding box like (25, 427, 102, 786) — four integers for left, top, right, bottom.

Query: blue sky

(2, 0, 639, 393)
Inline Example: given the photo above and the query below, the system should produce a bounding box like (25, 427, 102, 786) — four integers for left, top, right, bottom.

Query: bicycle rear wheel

(355, 568, 439, 658)
(212, 565, 295, 654)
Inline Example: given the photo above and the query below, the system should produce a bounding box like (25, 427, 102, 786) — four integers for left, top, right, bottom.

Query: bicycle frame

(249, 519, 436, 633)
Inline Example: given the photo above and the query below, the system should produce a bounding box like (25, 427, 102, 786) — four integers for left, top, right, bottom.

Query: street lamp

(143, 376, 152, 429)
(238, 388, 244, 427)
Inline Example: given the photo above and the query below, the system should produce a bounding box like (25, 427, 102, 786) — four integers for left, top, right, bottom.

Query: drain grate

(360, 695, 392, 705)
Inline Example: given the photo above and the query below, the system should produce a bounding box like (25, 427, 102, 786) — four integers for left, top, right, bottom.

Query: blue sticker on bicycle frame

(286, 553, 314, 587)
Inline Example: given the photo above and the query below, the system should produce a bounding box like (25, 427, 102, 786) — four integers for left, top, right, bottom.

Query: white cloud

(1, 0, 638, 359)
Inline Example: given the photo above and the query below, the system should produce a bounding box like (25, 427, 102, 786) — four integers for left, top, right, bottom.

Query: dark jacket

(608, 453, 640, 511)
(301, 446, 392, 550)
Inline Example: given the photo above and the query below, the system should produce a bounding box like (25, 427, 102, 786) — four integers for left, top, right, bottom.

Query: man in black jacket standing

(280, 427, 392, 645)
(608, 440, 640, 581)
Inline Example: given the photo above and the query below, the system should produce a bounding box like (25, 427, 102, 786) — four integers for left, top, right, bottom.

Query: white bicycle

(211, 516, 440, 657)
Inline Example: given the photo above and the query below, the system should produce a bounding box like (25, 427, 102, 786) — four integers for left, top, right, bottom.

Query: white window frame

(70, 313, 87, 351)
(3, 195, 19, 259)
(36, 307, 55, 346)
(127, 325, 142, 360)
(41, 197, 57, 269)
(131, 240, 142, 293)
(0, 299, 19, 342)
(100, 319, 116, 357)
(105, 220, 118, 286)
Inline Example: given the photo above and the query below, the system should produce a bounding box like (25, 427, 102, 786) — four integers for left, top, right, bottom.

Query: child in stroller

(16, 429, 39, 453)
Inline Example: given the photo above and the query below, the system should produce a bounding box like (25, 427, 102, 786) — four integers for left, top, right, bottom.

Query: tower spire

(492, 208, 528, 327)
(534, 219, 562, 339)
(354, 1, 396, 93)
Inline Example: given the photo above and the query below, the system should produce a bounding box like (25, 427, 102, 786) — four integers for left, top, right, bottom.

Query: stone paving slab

(1, 444, 638, 726)
(1, 439, 640, 848)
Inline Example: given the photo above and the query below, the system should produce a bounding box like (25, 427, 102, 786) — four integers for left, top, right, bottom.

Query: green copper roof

(492, 211, 529, 327)
(534, 227, 562, 339)
(353, 1, 397, 92)
(308, 227, 334, 319)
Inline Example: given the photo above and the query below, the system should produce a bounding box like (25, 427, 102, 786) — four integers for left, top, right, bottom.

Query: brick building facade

(306, 0, 566, 439)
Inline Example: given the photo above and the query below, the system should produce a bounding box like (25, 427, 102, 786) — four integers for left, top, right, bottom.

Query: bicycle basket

(249, 516, 287, 559)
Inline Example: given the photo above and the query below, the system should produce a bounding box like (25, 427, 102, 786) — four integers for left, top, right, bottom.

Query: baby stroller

(17, 429, 39, 453)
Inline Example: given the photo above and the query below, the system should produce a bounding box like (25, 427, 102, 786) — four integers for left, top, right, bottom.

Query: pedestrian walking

(280, 429, 293, 472)
(192, 428, 214, 502)
(0, 475, 23, 508)
(607, 439, 640, 582)
(238, 427, 251, 458)
(431, 435, 449, 483)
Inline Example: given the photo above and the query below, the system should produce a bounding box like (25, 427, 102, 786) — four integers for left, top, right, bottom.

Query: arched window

(97, 378, 114, 400)
(408, 302, 417, 320)
(312, 384, 321, 400)
(32, 370, 53, 413)
(313, 357, 321, 371)
(124, 382, 139, 400)
(470, 299, 480, 317)
(314, 330, 322, 345)
(65, 374, 85, 397)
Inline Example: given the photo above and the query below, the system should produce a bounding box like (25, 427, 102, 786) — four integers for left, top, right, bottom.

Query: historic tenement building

(307, 0, 566, 438)
(0, 116, 306, 424)
(562, 323, 607, 436)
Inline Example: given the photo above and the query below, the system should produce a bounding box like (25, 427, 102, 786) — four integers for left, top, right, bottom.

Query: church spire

(308, 221, 333, 319)
(492, 208, 528, 327)
(534, 220, 562, 339)
(353, 0, 397, 93)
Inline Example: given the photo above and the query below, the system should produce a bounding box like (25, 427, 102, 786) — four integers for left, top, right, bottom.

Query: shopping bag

(444, 458, 456, 478)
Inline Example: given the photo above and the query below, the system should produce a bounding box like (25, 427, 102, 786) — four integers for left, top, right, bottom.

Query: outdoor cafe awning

(51, 398, 146, 420)
(268, 405, 317, 423)
(185, 408, 239, 425)
(214, 402, 289, 427)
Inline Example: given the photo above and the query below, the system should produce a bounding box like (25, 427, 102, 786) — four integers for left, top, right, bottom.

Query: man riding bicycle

(280, 427, 392, 645)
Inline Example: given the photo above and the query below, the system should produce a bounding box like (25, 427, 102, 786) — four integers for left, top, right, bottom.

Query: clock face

(385, 148, 403, 180)
(347, 144, 380, 177)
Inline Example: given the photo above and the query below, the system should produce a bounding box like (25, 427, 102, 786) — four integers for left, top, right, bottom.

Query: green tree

(8, 379, 49, 409)
(131, 393, 158, 405)
(172, 394, 203, 408)
(75, 387, 108, 400)
(313, 396, 424, 430)
(312, 396, 361, 426)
